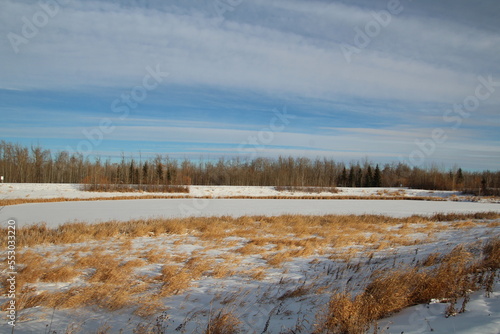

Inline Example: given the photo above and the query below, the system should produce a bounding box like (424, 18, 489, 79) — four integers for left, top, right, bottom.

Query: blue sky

(1, 0, 499, 170)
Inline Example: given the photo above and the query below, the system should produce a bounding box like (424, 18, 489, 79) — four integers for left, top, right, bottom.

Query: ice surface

(2, 198, 499, 227)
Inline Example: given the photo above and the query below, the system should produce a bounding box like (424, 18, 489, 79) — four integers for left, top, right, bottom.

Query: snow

(0, 183, 480, 200)
(1, 183, 499, 228)
(378, 282, 500, 333)
(1, 183, 499, 333)
(1, 220, 499, 334)
(3, 198, 500, 228)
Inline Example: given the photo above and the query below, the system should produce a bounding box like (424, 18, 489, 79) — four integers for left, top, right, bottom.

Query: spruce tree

(364, 166, 373, 187)
(156, 162, 163, 184)
(142, 162, 149, 184)
(348, 168, 354, 187)
(373, 164, 382, 187)
(355, 168, 363, 187)
(129, 161, 135, 184)
(456, 168, 464, 186)
(340, 167, 347, 187)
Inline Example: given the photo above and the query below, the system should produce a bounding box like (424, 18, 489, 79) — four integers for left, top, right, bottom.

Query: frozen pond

(2, 198, 500, 227)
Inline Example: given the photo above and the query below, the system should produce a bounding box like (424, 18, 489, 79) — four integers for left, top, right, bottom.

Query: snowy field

(0, 184, 499, 333)
(0, 183, 483, 200)
(1, 214, 499, 334)
(3, 198, 500, 228)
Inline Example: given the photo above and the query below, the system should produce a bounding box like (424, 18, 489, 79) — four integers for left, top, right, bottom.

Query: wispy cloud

(1, 0, 499, 169)
(2, 0, 498, 102)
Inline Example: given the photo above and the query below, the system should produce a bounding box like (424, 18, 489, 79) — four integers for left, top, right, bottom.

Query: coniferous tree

(364, 166, 373, 187)
(1, 141, 500, 191)
(339, 167, 347, 187)
(373, 164, 382, 187)
(129, 160, 136, 184)
(355, 167, 363, 187)
(142, 162, 149, 184)
(157, 163, 163, 184)
(134, 167, 140, 185)
(348, 168, 355, 187)
(481, 177, 487, 194)
(456, 168, 464, 187)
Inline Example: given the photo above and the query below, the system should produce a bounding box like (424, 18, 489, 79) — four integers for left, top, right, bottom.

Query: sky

(1, 0, 499, 170)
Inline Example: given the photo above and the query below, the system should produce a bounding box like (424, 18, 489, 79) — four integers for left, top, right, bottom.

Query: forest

(0, 141, 499, 193)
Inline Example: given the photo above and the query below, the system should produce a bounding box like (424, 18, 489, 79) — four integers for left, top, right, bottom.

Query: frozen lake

(3, 198, 500, 227)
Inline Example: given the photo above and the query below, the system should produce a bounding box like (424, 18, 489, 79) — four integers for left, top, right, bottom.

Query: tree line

(1, 141, 499, 192)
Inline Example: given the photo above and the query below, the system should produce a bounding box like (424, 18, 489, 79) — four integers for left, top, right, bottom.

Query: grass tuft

(205, 310, 242, 334)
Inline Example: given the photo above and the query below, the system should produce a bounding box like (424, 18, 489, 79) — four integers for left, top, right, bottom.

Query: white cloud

(1, 0, 499, 169)
(1, 0, 499, 104)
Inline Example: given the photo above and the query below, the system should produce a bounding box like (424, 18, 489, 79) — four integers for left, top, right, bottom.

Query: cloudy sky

(1, 0, 499, 170)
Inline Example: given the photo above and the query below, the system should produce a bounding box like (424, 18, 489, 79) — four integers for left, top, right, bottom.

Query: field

(2, 183, 498, 203)
(0, 184, 499, 333)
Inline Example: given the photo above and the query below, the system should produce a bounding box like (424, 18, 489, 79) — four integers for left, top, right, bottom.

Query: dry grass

(274, 186, 340, 193)
(429, 211, 500, 222)
(0, 250, 82, 294)
(185, 256, 214, 278)
(1, 193, 470, 207)
(15, 279, 148, 312)
(0, 244, 153, 313)
(1, 212, 498, 333)
(487, 221, 500, 228)
(205, 309, 242, 334)
(144, 249, 169, 263)
(133, 298, 167, 318)
(158, 265, 193, 296)
(211, 263, 235, 279)
(246, 267, 267, 280)
(236, 242, 264, 255)
(450, 220, 477, 229)
(41, 266, 81, 283)
(82, 183, 189, 193)
(316, 291, 372, 334)
(314, 239, 500, 333)
(0, 195, 191, 207)
(482, 237, 500, 269)
(278, 283, 311, 301)
(422, 252, 441, 267)
(264, 251, 295, 267)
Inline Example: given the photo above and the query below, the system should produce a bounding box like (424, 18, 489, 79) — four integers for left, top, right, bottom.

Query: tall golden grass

(0, 213, 498, 333)
(314, 238, 500, 333)
(4, 212, 499, 249)
(205, 309, 242, 334)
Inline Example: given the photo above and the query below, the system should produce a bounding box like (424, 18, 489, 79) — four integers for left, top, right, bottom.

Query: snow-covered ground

(1, 183, 499, 333)
(1, 216, 499, 334)
(0, 183, 485, 200)
(379, 283, 500, 334)
(3, 198, 500, 228)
